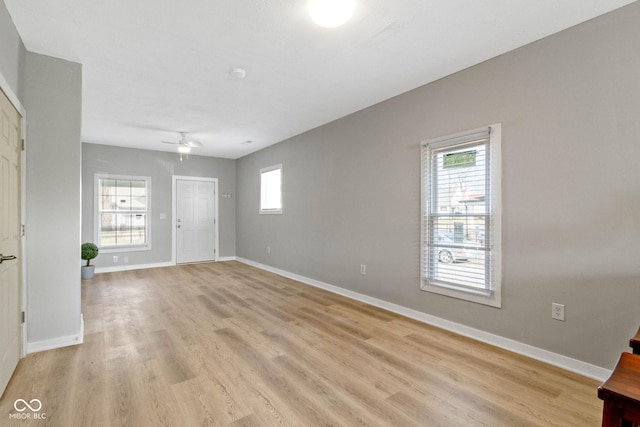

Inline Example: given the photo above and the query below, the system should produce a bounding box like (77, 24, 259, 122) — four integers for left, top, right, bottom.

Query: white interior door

(0, 88, 22, 396)
(176, 178, 216, 264)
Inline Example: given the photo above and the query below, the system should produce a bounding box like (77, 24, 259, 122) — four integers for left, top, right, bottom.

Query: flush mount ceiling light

(308, 0, 356, 28)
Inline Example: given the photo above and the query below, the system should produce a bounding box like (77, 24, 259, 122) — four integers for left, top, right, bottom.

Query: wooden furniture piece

(630, 327, 640, 355)
(599, 352, 640, 427)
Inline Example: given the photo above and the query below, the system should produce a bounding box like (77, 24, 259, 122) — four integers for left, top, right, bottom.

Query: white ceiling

(5, 0, 636, 159)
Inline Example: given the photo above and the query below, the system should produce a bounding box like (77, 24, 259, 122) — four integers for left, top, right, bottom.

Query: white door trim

(0, 71, 28, 358)
(171, 176, 219, 264)
(0, 73, 26, 117)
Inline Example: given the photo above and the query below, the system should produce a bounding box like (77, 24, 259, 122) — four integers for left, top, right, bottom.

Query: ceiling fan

(161, 132, 203, 161)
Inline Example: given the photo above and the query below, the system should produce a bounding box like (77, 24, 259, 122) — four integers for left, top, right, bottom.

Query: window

(260, 164, 282, 214)
(95, 174, 151, 251)
(420, 125, 502, 307)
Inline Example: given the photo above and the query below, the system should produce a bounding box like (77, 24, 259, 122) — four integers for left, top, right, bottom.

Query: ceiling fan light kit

(161, 132, 202, 160)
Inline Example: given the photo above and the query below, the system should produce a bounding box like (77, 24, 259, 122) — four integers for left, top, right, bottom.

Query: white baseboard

(236, 257, 611, 381)
(95, 258, 238, 274)
(80, 313, 84, 343)
(95, 261, 174, 274)
(27, 315, 84, 354)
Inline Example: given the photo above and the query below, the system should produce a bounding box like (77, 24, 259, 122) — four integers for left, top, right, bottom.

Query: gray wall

(2, 0, 83, 348)
(82, 143, 236, 267)
(24, 52, 83, 343)
(237, 3, 640, 370)
(0, 0, 25, 98)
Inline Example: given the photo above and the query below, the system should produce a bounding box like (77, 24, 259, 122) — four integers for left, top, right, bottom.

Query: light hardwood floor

(0, 261, 602, 426)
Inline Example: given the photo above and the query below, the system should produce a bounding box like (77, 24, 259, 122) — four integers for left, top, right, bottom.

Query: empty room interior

(1, 0, 639, 425)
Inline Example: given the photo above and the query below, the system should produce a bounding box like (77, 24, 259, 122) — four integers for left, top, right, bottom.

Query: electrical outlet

(267, 246, 271, 254)
(552, 303, 565, 321)
(113, 255, 118, 263)
(360, 264, 366, 275)
(123, 256, 129, 264)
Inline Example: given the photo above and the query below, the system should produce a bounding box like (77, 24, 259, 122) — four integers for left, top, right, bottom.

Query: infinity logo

(13, 399, 42, 412)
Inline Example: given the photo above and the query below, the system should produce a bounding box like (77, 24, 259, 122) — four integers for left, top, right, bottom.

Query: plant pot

(81, 265, 95, 280)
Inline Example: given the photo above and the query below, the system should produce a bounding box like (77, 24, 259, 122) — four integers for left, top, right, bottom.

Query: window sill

(98, 245, 152, 254)
(420, 280, 501, 308)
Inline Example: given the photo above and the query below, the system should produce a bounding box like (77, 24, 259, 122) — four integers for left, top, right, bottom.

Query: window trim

(94, 173, 152, 253)
(420, 124, 502, 308)
(259, 164, 283, 215)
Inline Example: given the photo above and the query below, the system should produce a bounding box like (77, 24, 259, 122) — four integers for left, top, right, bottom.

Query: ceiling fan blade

(161, 132, 203, 150)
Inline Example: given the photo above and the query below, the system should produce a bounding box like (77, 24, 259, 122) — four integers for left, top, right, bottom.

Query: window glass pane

(428, 245, 488, 289)
(99, 195, 116, 211)
(99, 213, 116, 246)
(115, 214, 133, 245)
(131, 214, 147, 244)
(115, 196, 131, 210)
(130, 181, 146, 197)
(131, 196, 147, 211)
(115, 180, 131, 196)
(100, 179, 116, 195)
(96, 176, 150, 248)
(424, 137, 491, 290)
(115, 180, 131, 210)
(433, 144, 487, 216)
(261, 167, 282, 211)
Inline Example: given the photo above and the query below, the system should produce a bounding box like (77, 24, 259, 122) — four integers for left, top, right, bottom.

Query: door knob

(0, 254, 17, 264)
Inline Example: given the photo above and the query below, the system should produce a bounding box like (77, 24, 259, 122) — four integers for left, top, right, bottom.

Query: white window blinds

(421, 125, 501, 307)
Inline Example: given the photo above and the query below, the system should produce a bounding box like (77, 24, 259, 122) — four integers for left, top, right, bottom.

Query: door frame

(171, 175, 219, 264)
(0, 71, 27, 358)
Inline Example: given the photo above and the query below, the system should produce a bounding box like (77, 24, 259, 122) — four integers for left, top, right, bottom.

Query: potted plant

(81, 242, 99, 280)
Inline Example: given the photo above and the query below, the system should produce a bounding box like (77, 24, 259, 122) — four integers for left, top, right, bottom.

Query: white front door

(176, 178, 216, 264)
(0, 88, 22, 396)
